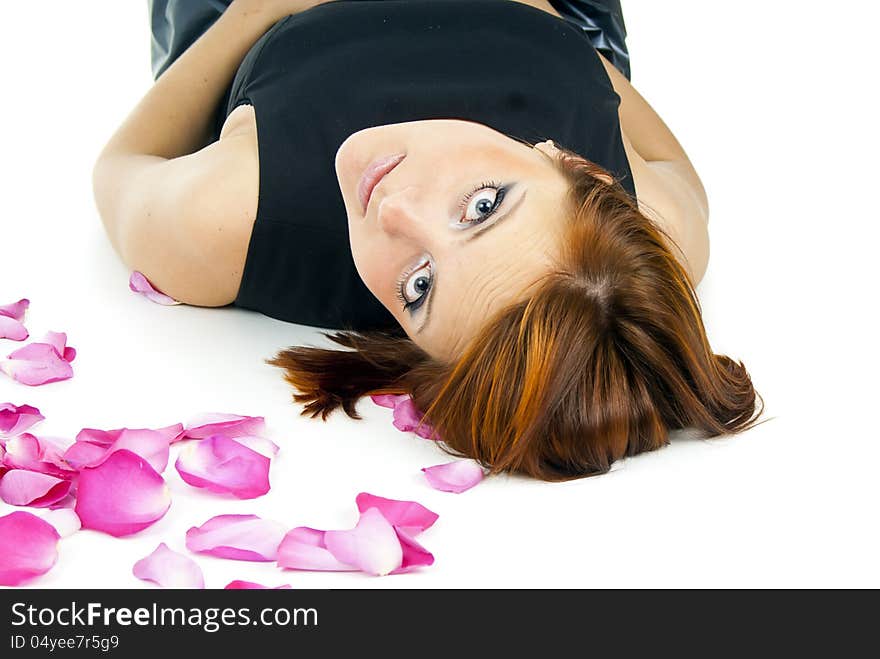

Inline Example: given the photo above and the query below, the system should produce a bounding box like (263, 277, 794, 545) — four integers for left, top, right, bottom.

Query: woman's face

(335, 119, 569, 361)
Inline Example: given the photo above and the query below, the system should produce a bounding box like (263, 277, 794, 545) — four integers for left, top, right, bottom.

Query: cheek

(348, 231, 397, 308)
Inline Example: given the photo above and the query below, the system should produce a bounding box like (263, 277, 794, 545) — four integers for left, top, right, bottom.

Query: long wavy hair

(266, 145, 767, 481)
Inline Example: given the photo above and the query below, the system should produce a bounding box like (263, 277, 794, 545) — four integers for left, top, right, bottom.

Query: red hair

(267, 147, 766, 481)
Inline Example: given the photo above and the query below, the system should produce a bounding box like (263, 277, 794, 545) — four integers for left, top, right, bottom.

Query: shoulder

(98, 110, 260, 308)
(592, 53, 711, 285)
(178, 107, 259, 304)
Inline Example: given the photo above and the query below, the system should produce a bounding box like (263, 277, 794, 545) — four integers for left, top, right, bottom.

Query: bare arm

(596, 52, 710, 285)
(94, 0, 335, 162)
(92, 0, 332, 305)
(96, 1, 282, 164)
(92, 0, 278, 265)
(596, 52, 709, 221)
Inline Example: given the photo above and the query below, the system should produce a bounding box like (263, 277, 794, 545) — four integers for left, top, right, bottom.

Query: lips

(357, 153, 406, 214)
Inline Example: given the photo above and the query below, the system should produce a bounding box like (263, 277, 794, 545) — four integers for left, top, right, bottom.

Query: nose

(375, 186, 423, 240)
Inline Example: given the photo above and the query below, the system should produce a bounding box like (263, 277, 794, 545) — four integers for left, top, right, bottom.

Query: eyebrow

(416, 189, 528, 335)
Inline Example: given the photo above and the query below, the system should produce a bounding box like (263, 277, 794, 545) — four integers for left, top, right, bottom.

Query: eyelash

(457, 180, 506, 223)
(395, 181, 507, 313)
(395, 264, 429, 313)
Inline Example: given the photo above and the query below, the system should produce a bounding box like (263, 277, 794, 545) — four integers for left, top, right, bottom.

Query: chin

(335, 142, 363, 219)
(334, 137, 354, 186)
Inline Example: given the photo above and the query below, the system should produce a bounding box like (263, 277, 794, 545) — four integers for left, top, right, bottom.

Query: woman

(93, 0, 765, 481)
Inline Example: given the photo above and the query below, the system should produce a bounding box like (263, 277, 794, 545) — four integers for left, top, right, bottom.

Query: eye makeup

(395, 181, 512, 312)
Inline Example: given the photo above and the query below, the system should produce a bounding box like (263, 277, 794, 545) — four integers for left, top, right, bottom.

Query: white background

(1, 1, 877, 589)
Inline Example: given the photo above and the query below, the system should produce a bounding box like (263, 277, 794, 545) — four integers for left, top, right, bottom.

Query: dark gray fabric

(145, 0, 634, 331)
(148, 0, 631, 81)
(548, 0, 629, 79)
(148, 0, 231, 79)
(221, 0, 635, 330)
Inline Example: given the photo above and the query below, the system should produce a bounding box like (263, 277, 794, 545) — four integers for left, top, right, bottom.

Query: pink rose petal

(0, 469, 72, 507)
(169, 427, 190, 444)
(129, 271, 182, 305)
(133, 543, 204, 589)
(38, 434, 71, 454)
(61, 441, 108, 468)
(0, 315, 28, 341)
(4, 433, 41, 464)
(421, 460, 485, 493)
(2, 433, 77, 480)
(0, 298, 29, 321)
(390, 527, 435, 575)
(224, 580, 292, 590)
(372, 394, 439, 439)
(75, 449, 171, 537)
(41, 332, 76, 364)
(47, 493, 77, 510)
(0, 300, 29, 341)
(370, 394, 409, 409)
(106, 429, 172, 466)
(186, 514, 287, 562)
(392, 397, 438, 439)
(0, 402, 44, 436)
(74, 428, 117, 446)
(40, 508, 81, 538)
(182, 413, 266, 440)
(63, 428, 170, 473)
(156, 423, 187, 443)
(324, 507, 404, 576)
(1, 342, 74, 386)
(175, 435, 270, 499)
(355, 492, 439, 536)
(277, 527, 359, 572)
(0, 511, 60, 586)
(229, 434, 280, 458)
(75, 423, 184, 447)
(47, 493, 78, 510)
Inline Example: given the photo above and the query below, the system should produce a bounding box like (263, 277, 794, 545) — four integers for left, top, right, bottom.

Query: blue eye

(393, 181, 506, 314)
(395, 260, 431, 312)
(459, 180, 506, 224)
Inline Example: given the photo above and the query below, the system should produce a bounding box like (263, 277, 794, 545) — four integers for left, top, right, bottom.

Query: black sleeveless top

(219, 0, 635, 332)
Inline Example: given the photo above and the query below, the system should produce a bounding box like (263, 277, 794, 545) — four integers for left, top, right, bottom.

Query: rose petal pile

(1, 396, 450, 586)
(129, 493, 437, 587)
(0, 293, 483, 589)
(278, 493, 437, 576)
(0, 401, 278, 585)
